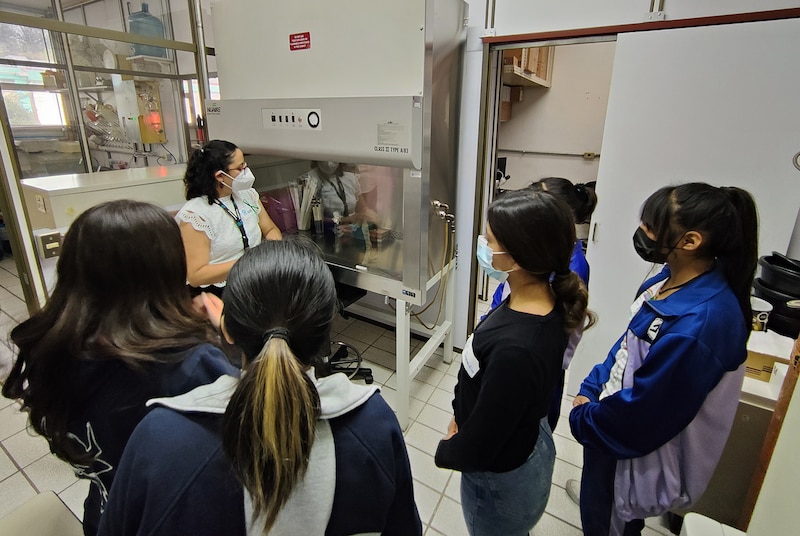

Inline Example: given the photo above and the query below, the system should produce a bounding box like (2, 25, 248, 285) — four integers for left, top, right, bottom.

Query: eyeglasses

(227, 162, 248, 173)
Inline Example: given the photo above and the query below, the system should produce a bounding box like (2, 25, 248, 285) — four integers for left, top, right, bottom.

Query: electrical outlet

(34, 229, 62, 259)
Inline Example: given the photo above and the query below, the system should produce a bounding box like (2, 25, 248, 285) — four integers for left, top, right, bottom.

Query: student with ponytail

(569, 183, 758, 536)
(98, 238, 421, 536)
(435, 190, 595, 536)
(486, 176, 598, 433)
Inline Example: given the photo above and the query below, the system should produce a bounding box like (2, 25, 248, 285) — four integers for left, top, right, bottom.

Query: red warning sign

(289, 32, 311, 51)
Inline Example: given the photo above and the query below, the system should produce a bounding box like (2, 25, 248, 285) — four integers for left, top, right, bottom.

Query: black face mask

(633, 227, 669, 264)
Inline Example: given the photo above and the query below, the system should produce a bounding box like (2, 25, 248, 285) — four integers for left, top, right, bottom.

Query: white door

(568, 18, 800, 395)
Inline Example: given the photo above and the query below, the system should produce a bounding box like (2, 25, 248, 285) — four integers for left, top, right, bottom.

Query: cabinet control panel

(261, 108, 322, 130)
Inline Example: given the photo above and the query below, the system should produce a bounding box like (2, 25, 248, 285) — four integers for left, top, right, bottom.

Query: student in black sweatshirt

(436, 190, 595, 536)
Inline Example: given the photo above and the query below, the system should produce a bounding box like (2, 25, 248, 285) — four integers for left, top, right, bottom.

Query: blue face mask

(476, 235, 513, 282)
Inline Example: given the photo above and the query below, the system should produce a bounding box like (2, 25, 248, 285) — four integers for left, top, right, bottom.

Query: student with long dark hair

(98, 239, 421, 535)
(436, 190, 595, 536)
(487, 177, 598, 433)
(177, 140, 281, 297)
(570, 183, 758, 535)
(1, 200, 237, 536)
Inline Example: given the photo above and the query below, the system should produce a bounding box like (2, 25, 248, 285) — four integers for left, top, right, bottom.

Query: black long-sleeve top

(435, 301, 566, 473)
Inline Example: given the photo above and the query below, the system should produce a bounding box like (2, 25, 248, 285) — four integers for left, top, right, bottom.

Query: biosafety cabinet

(207, 0, 465, 428)
(206, 0, 466, 307)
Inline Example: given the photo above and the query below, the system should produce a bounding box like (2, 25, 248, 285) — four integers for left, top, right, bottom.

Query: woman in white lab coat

(176, 140, 281, 297)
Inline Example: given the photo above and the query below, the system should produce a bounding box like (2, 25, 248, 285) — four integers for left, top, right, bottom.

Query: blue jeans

(460, 419, 555, 536)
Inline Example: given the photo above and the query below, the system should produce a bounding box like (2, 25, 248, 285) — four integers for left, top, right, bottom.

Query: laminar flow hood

(207, 0, 465, 306)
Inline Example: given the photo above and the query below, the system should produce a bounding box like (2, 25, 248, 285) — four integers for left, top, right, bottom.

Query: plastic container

(753, 278, 800, 318)
(128, 3, 167, 58)
(750, 296, 773, 332)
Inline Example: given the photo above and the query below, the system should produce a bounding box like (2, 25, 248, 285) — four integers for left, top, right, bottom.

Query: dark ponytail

(551, 271, 597, 333)
(223, 336, 320, 530)
(640, 183, 758, 330)
(488, 190, 595, 334)
(526, 177, 598, 224)
(719, 187, 758, 329)
(184, 139, 237, 203)
(220, 238, 338, 532)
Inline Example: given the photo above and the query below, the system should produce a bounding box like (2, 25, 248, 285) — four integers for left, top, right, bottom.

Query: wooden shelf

(502, 65, 550, 88)
(502, 46, 554, 88)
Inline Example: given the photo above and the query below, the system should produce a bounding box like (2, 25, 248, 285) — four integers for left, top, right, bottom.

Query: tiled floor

(331, 304, 676, 536)
(0, 255, 92, 521)
(0, 262, 677, 534)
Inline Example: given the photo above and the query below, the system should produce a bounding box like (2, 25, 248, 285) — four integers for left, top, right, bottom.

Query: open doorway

(473, 39, 616, 325)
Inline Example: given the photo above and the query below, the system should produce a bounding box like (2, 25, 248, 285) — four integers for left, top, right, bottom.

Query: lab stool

(679, 513, 746, 536)
(323, 282, 373, 384)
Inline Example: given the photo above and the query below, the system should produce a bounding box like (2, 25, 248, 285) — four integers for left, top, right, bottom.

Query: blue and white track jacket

(570, 266, 748, 520)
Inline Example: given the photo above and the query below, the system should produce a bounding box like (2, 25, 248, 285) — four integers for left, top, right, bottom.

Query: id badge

(461, 334, 480, 378)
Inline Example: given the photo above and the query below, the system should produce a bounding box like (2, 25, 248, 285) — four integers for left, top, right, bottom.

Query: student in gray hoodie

(99, 238, 421, 536)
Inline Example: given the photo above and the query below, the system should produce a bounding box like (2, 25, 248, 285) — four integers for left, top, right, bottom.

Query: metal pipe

(498, 148, 600, 159)
(0, 11, 196, 52)
(189, 0, 210, 141)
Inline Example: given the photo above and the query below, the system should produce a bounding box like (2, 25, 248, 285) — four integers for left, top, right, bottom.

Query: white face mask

(476, 235, 513, 282)
(220, 167, 255, 194)
(318, 161, 340, 175)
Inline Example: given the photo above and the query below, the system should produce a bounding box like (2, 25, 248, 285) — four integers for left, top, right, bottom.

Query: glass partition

(248, 156, 405, 280)
(61, 0, 191, 41)
(0, 60, 85, 178)
(0, 22, 60, 63)
(0, 1, 58, 19)
(64, 33, 187, 169)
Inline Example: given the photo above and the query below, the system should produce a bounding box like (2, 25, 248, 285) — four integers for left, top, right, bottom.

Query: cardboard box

(499, 101, 511, 122)
(502, 48, 523, 68)
(40, 70, 66, 89)
(744, 330, 794, 382)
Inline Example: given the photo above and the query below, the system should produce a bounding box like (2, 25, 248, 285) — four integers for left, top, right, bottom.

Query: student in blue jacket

(487, 177, 597, 432)
(570, 183, 758, 536)
(1, 200, 237, 536)
(436, 190, 595, 536)
(98, 238, 421, 536)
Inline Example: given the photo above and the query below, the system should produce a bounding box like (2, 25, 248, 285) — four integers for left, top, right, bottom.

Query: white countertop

(20, 165, 187, 195)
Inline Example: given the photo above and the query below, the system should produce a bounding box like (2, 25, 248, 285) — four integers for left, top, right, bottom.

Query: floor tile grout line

(0, 441, 41, 493)
(416, 473, 451, 535)
(544, 508, 585, 533)
(553, 428, 580, 443)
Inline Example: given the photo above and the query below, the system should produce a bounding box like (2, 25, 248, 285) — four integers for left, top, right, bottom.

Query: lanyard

(328, 176, 349, 216)
(215, 196, 249, 250)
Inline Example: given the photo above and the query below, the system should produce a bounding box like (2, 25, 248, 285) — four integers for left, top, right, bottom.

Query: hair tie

(262, 327, 290, 346)
(555, 269, 571, 277)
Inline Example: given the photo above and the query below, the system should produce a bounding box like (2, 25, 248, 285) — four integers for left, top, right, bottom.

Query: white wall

(452, 8, 489, 347)
(492, 0, 800, 36)
(497, 41, 615, 189)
